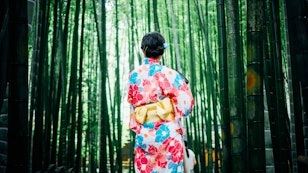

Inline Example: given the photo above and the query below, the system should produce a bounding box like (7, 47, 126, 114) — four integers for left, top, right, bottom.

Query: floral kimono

(127, 58, 194, 173)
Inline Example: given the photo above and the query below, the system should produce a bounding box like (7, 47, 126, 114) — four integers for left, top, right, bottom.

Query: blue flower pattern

(149, 64, 162, 76)
(172, 74, 184, 88)
(130, 72, 138, 84)
(155, 124, 170, 142)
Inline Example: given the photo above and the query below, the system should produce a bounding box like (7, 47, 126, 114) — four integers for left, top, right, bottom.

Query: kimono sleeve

(127, 73, 142, 133)
(159, 69, 194, 117)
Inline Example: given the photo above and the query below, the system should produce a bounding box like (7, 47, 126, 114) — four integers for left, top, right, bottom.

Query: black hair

(141, 32, 166, 58)
(184, 140, 190, 158)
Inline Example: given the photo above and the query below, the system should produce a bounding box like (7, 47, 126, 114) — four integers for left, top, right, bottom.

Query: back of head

(141, 32, 166, 58)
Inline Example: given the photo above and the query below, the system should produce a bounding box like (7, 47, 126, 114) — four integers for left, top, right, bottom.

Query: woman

(127, 32, 194, 173)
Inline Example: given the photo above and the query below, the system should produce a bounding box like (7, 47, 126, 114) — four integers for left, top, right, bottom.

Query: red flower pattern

(161, 137, 184, 164)
(135, 147, 153, 173)
(128, 85, 144, 105)
(148, 145, 158, 155)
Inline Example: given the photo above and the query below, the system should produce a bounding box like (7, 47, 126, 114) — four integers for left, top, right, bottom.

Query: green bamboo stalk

(246, 0, 265, 172)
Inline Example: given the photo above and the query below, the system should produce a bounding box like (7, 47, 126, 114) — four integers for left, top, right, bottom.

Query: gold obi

(134, 98, 175, 124)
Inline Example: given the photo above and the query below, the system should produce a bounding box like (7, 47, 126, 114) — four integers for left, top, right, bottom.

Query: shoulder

(129, 64, 143, 74)
(160, 66, 184, 79)
(128, 65, 145, 80)
(161, 65, 177, 74)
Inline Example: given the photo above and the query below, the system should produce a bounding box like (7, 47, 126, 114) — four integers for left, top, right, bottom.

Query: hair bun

(141, 32, 166, 58)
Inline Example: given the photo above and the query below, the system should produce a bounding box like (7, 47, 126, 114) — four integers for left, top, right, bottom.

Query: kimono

(127, 57, 194, 173)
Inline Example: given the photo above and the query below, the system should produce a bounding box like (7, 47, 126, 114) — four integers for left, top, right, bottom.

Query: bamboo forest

(1, 0, 308, 172)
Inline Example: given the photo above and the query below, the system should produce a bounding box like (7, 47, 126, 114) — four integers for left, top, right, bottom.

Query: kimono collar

(143, 58, 161, 65)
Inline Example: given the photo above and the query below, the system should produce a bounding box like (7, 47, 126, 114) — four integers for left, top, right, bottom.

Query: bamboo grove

(0, 0, 308, 173)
